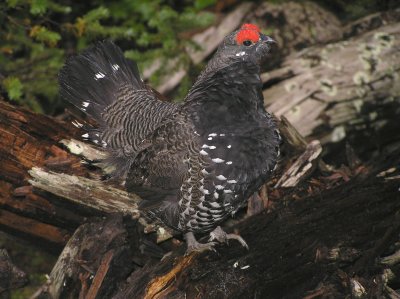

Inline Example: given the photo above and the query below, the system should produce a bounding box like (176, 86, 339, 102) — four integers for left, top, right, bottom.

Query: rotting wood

(278, 115, 307, 153)
(275, 140, 322, 188)
(0, 209, 69, 246)
(46, 215, 142, 299)
(84, 250, 114, 299)
(109, 158, 400, 298)
(263, 20, 400, 155)
(28, 167, 173, 243)
(144, 254, 197, 299)
(0, 99, 173, 246)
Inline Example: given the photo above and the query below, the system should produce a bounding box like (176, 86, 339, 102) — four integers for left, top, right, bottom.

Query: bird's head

(217, 23, 275, 64)
(196, 24, 275, 80)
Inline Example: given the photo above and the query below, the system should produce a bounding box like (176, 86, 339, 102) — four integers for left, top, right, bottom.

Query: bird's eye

(243, 40, 253, 46)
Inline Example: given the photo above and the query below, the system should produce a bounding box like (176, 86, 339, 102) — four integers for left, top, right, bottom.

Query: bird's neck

(184, 60, 266, 132)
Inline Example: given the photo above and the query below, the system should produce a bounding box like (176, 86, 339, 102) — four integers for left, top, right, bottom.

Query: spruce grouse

(59, 24, 280, 253)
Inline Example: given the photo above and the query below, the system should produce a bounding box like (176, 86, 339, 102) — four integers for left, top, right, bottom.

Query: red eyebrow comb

(241, 24, 260, 32)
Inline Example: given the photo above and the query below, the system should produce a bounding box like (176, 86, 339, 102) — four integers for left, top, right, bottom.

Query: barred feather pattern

(100, 86, 178, 174)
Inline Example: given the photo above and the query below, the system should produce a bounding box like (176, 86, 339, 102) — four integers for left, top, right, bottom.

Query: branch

(28, 167, 172, 243)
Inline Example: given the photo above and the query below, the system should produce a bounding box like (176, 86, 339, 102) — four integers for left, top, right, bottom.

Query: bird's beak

(260, 34, 276, 45)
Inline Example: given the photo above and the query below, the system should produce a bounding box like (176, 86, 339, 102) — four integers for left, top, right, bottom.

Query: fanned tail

(59, 40, 143, 124)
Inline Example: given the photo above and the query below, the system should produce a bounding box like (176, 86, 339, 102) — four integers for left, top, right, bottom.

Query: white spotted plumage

(216, 175, 227, 180)
(200, 150, 208, 156)
(212, 158, 224, 163)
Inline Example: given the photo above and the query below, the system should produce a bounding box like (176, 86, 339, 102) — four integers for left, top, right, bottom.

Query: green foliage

(0, 0, 215, 114)
(3, 77, 23, 100)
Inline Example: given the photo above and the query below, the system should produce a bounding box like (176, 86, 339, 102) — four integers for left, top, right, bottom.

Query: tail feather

(60, 40, 179, 178)
(59, 40, 143, 123)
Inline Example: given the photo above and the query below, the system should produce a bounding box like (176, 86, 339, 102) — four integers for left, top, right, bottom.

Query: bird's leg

(208, 226, 249, 249)
(185, 231, 216, 254)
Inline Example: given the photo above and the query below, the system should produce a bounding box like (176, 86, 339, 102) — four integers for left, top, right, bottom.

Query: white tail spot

(94, 72, 105, 79)
(72, 120, 83, 128)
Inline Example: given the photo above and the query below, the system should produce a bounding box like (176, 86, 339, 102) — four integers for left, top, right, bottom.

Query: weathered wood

(263, 13, 400, 157)
(24, 144, 399, 298)
(0, 100, 88, 248)
(275, 140, 322, 188)
(28, 167, 172, 242)
(42, 214, 142, 299)
(0, 100, 173, 246)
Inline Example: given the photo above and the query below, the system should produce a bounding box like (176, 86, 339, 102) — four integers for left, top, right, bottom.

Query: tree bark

(262, 10, 400, 159)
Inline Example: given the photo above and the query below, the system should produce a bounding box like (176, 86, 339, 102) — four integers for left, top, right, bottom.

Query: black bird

(59, 24, 280, 252)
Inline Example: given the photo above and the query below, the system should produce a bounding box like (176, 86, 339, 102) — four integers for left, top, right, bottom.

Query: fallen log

(29, 148, 400, 298)
(262, 10, 400, 157)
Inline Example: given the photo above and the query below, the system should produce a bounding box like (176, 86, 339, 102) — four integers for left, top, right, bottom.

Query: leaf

(48, 2, 71, 14)
(3, 77, 23, 100)
(83, 6, 110, 22)
(30, 0, 48, 15)
(6, 0, 23, 8)
(29, 25, 61, 47)
(75, 17, 86, 37)
(194, 0, 216, 10)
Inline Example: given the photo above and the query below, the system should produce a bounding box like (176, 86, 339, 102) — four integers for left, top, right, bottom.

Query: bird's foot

(209, 226, 249, 250)
(185, 232, 216, 255)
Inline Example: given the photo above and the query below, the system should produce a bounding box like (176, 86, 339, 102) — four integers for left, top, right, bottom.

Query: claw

(209, 226, 249, 250)
(185, 232, 217, 254)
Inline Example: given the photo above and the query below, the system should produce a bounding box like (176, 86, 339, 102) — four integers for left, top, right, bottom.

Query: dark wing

(125, 113, 199, 229)
(59, 40, 178, 177)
